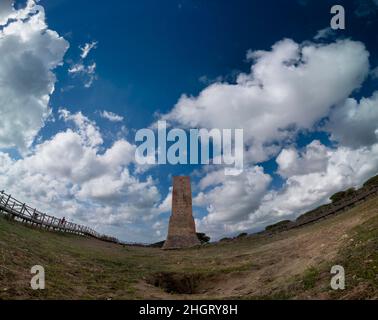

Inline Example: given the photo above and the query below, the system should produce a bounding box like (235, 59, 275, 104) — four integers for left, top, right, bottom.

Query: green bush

(363, 174, 378, 187)
(302, 267, 320, 290)
(265, 220, 292, 231)
(330, 188, 356, 203)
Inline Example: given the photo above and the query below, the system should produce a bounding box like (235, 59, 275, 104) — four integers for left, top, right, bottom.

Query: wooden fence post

(5, 194, 11, 207)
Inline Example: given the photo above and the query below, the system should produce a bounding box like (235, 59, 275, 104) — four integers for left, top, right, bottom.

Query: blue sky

(44, 0, 378, 179)
(1, 0, 378, 242)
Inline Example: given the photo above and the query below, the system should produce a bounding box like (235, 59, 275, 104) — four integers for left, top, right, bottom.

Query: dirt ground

(135, 196, 378, 299)
(1, 195, 378, 299)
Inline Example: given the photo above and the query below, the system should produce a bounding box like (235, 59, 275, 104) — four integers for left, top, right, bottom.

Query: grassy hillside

(1, 194, 378, 300)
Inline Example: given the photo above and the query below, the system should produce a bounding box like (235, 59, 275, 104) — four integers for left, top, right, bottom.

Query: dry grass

(1, 195, 378, 300)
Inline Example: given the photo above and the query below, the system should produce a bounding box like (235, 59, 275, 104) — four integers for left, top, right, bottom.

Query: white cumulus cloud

(276, 140, 329, 178)
(197, 141, 378, 239)
(0, 110, 162, 241)
(162, 39, 369, 163)
(0, 0, 69, 151)
(326, 92, 378, 148)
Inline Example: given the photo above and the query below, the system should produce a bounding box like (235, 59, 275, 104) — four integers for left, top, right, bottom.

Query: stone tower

(163, 176, 200, 250)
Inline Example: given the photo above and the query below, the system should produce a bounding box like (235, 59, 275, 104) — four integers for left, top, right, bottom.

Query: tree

(236, 232, 248, 239)
(196, 233, 210, 244)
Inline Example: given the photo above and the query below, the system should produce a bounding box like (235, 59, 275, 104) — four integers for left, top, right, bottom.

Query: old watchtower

(162, 176, 200, 249)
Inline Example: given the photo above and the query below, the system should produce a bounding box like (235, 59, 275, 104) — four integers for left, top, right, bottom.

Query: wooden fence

(292, 185, 378, 229)
(0, 190, 118, 243)
(262, 185, 378, 235)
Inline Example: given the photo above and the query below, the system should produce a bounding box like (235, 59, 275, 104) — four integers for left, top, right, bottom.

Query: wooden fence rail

(261, 185, 378, 235)
(0, 190, 119, 243)
(292, 185, 378, 229)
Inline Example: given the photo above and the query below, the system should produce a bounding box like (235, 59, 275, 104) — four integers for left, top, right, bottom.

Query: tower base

(162, 234, 200, 250)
